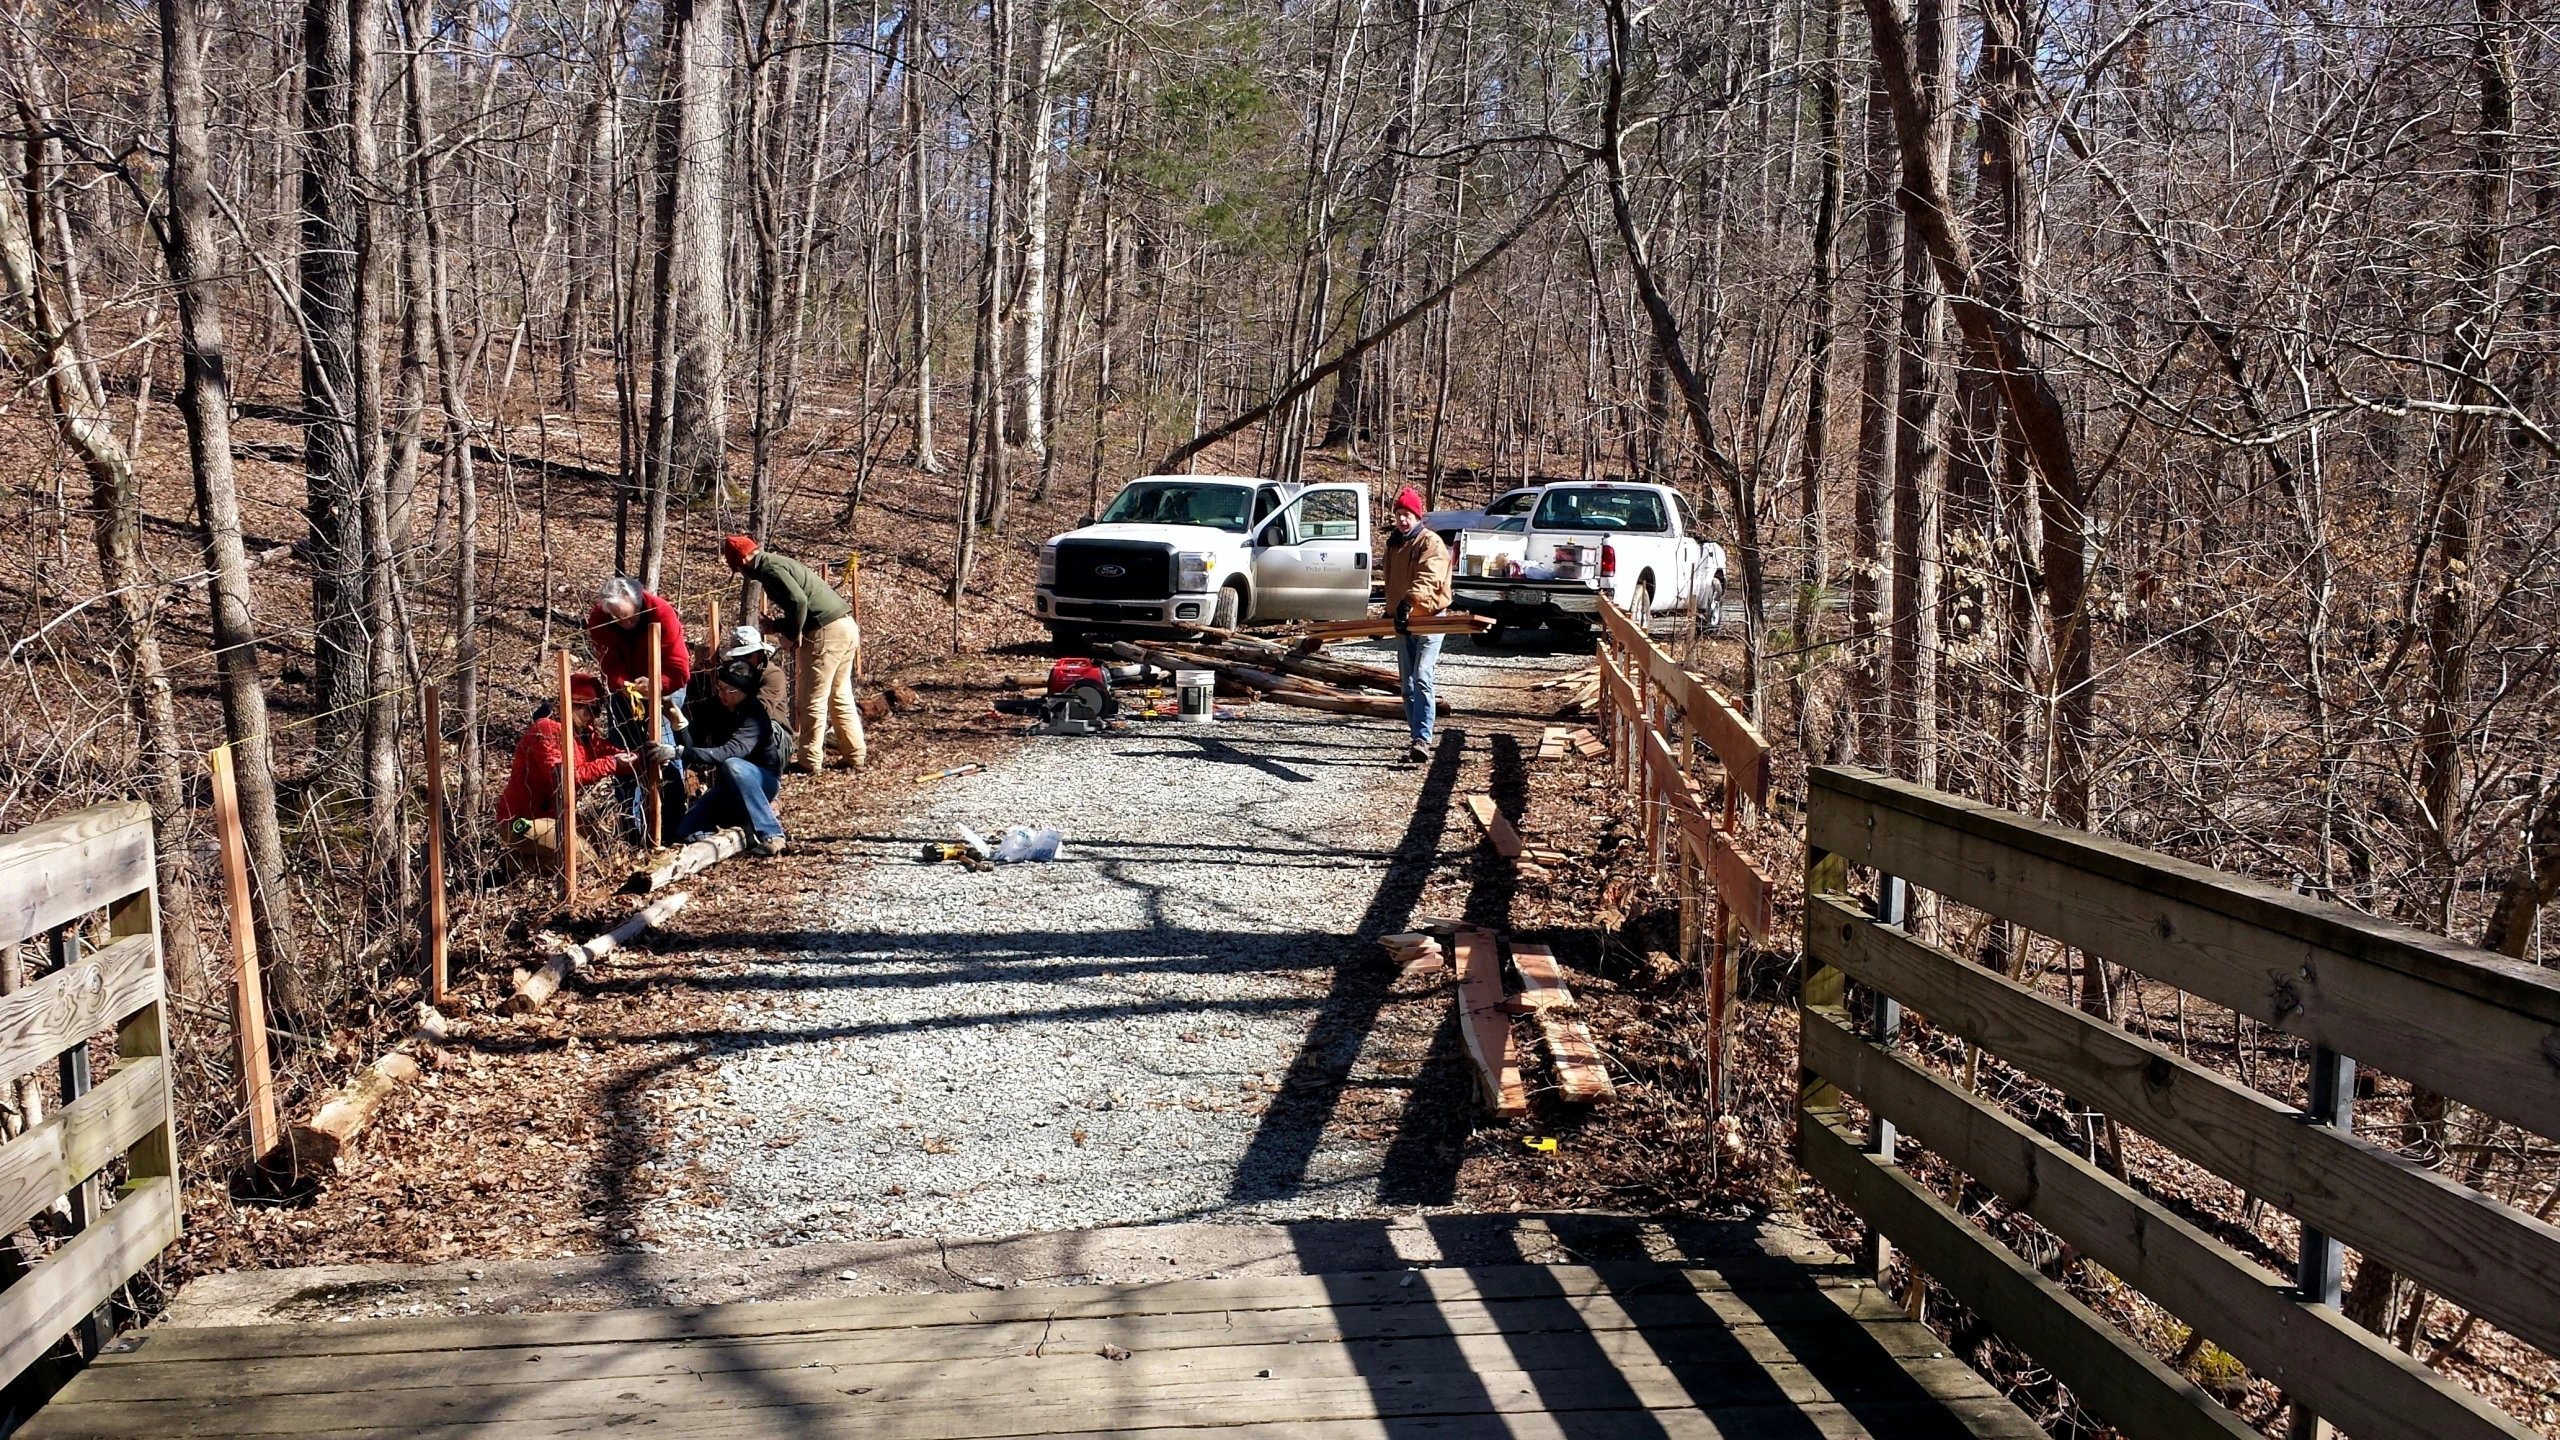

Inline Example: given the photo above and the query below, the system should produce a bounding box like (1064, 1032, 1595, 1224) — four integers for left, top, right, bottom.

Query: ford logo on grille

(1094, 564, 1126, 577)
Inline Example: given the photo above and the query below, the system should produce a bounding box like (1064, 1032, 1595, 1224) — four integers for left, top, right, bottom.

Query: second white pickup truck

(1449, 481, 1725, 642)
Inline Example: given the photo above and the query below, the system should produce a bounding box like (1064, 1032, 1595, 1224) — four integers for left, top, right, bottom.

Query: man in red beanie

(495, 672, 642, 876)
(1380, 485, 1452, 763)
(721, 534, 866, 770)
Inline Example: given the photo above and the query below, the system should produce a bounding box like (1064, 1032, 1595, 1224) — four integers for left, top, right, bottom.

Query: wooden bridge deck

(21, 1261, 2039, 1439)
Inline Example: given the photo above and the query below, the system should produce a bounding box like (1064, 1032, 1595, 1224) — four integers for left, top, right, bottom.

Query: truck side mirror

(1080, 515, 1096, 528)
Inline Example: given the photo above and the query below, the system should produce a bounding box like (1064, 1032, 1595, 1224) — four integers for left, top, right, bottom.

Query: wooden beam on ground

(1538, 1009, 1616, 1103)
(1462, 795, 1525, 859)
(280, 1007, 450, 1175)
(508, 891, 692, 1015)
(1454, 927, 1526, 1118)
(1535, 725, 1569, 761)
(626, 828, 747, 895)
(1510, 943, 1573, 1009)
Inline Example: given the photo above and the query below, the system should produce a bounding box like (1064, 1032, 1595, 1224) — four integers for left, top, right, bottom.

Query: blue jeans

(680, 756, 783, 840)
(1398, 632, 1443, 746)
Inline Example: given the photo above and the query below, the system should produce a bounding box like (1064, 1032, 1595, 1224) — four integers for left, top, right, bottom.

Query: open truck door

(1248, 484, 1371, 620)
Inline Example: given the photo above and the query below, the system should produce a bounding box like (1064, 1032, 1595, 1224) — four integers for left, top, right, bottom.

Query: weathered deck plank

(26, 1263, 2036, 1440)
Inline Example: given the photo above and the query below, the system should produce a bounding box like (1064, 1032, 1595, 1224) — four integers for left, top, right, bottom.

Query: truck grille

(1053, 540, 1172, 601)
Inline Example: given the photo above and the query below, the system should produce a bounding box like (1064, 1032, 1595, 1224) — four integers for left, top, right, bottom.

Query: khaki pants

(792, 615, 866, 768)
(499, 817, 592, 877)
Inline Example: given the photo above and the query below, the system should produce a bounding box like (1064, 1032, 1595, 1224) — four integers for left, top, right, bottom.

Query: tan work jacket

(1382, 526, 1453, 616)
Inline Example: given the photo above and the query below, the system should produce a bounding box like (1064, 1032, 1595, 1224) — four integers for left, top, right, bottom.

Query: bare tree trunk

(0, 102, 204, 990)
(302, 0, 369, 777)
(1011, 0, 1063, 456)
(1887, 0, 1949, 792)
(1849, 75, 1898, 769)
(1793, 0, 1842, 759)
(157, 0, 300, 976)
(954, 0, 1012, 612)
(905, 11, 942, 473)
(348, 0, 410, 925)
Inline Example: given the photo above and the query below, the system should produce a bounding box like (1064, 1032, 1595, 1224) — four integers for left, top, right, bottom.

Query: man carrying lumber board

(656, 659, 791, 856)
(721, 534, 867, 774)
(495, 673, 642, 876)
(1381, 485, 1453, 764)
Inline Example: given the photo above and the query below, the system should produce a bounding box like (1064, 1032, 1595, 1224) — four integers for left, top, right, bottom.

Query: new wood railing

(1799, 765, 2559, 1440)
(1591, 597, 1773, 1100)
(0, 802, 181, 1391)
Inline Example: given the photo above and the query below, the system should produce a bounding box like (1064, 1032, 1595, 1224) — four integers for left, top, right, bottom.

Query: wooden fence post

(422, 684, 449, 1007)
(645, 623, 664, 849)
(556, 649, 578, 906)
(209, 744, 280, 1160)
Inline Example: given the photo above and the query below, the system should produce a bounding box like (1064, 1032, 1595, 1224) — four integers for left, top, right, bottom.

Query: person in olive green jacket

(721, 535, 866, 771)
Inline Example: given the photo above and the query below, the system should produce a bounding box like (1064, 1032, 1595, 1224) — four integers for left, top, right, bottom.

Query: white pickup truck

(1034, 475, 1372, 649)
(1449, 480, 1725, 642)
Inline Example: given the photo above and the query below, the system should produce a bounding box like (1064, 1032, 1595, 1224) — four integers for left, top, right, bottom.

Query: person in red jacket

(495, 672, 639, 876)
(588, 577, 691, 841)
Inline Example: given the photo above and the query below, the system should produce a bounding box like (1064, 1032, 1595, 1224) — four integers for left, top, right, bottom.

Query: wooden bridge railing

(1799, 765, 2559, 1440)
(0, 802, 181, 1391)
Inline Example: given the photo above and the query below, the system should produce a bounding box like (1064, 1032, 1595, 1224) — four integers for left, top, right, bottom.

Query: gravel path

(645, 639, 1575, 1249)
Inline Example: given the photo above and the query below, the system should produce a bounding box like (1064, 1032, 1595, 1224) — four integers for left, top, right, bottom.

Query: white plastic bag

(995, 826, 1064, 863)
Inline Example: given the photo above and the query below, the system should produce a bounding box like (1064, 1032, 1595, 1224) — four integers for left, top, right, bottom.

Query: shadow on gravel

(1226, 731, 1468, 1207)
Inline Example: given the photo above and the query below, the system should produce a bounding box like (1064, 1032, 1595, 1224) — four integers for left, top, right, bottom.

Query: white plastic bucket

(1177, 670, 1215, 723)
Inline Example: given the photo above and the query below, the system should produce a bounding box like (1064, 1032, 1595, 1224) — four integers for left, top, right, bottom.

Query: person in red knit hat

(1380, 485, 1451, 763)
(494, 672, 642, 876)
(587, 576, 691, 841)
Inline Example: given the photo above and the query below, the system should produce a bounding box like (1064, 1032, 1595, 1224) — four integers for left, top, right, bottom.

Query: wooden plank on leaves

(1510, 943, 1573, 1009)
(1454, 928, 1526, 1117)
(0, 934, 159, 1086)
(0, 802, 153, 951)
(1805, 893, 2560, 1362)
(1806, 765, 2560, 1141)
(1461, 795, 1524, 860)
(0, 1174, 179, 1390)
(1538, 1009, 1615, 1103)
(1801, 1009, 2531, 1440)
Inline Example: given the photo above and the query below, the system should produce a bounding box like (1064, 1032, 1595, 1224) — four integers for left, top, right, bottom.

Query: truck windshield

(1099, 481, 1254, 532)
(1533, 488, 1667, 532)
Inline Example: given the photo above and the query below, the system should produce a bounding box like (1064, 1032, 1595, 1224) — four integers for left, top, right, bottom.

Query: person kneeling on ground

(660, 659, 792, 857)
(1381, 484, 1452, 765)
(495, 673, 642, 876)
(719, 534, 866, 773)
(720, 624, 793, 714)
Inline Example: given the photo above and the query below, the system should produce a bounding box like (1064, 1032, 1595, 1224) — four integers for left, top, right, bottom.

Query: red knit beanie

(1394, 486, 1425, 518)
(568, 672, 606, 706)
(721, 534, 759, 568)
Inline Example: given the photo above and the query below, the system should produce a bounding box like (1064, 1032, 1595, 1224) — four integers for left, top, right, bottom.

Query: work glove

(644, 741, 680, 772)
(1393, 599, 1412, 636)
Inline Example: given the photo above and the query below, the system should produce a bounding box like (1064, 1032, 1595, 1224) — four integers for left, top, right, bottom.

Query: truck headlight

(1038, 543, 1059, 587)
(1177, 551, 1215, 591)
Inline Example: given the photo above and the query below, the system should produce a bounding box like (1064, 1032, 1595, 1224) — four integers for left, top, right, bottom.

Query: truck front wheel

(1211, 584, 1243, 630)
(1047, 624, 1090, 656)
(1630, 579, 1656, 631)
(1702, 574, 1726, 634)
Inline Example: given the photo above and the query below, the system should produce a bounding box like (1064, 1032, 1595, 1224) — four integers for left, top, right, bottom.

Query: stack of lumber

(1534, 725, 1571, 761)
(1098, 633, 1444, 721)
(1452, 928, 1527, 1117)
(1510, 943, 1614, 1103)
(1380, 931, 1443, 967)
(1533, 664, 1603, 715)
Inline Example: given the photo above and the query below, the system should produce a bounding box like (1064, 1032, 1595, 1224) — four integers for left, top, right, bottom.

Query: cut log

(279, 1006, 451, 1174)
(1454, 927, 1527, 1118)
(1262, 688, 1410, 720)
(508, 891, 693, 1015)
(1510, 943, 1573, 1009)
(627, 828, 747, 894)
(1538, 1009, 1616, 1103)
